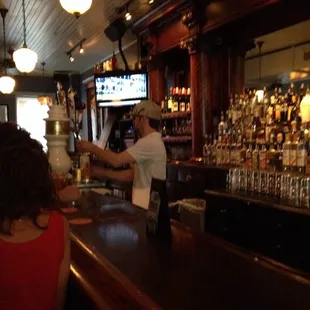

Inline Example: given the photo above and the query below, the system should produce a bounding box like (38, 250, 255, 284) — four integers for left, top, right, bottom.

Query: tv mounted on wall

(95, 70, 148, 107)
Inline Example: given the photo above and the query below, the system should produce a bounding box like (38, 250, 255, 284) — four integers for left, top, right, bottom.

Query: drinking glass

(300, 177, 310, 209)
(251, 170, 259, 193)
(239, 169, 247, 191)
(289, 176, 301, 207)
(280, 174, 291, 201)
(267, 172, 275, 196)
(274, 173, 282, 198)
(259, 171, 268, 195)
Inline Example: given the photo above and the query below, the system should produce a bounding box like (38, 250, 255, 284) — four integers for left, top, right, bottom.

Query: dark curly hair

(0, 122, 59, 235)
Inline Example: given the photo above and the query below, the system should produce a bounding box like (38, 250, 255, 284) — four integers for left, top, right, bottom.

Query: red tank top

(0, 212, 65, 310)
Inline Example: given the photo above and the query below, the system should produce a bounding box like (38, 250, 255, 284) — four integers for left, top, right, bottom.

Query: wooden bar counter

(65, 191, 310, 310)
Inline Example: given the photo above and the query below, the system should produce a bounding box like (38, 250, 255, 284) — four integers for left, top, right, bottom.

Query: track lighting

(125, 3, 131, 21)
(66, 38, 86, 62)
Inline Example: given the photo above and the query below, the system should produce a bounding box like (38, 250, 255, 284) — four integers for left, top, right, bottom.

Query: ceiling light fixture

(66, 38, 86, 61)
(38, 62, 52, 105)
(149, 0, 155, 4)
(59, 0, 92, 19)
(0, 8, 15, 95)
(125, 4, 131, 21)
(13, 0, 38, 73)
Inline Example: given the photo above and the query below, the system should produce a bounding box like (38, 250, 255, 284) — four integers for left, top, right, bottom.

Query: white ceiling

(246, 19, 310, 58)
(0, 0, 158, 75)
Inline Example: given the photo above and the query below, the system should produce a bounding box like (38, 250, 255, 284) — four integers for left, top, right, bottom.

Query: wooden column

(189, 50, 204, 157)
(149, 68, 165, 104)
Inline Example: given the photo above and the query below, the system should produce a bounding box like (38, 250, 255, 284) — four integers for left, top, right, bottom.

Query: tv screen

(95, 71, 148, 107)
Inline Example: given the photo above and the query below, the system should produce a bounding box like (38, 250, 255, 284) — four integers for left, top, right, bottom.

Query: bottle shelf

(162, 111, 191, 119)
(162, 136, 192, 143)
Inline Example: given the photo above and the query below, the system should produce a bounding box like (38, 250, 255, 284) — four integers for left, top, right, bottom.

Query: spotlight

(149, 0, 154, 3)
(125, 12, 131, 20)
(79, 44, 84, 54)
(69, 54, 74, 62)
(125, 4, 131, 21)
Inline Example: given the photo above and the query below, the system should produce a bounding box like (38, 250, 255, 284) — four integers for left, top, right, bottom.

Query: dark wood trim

(205, 189, 310, 217)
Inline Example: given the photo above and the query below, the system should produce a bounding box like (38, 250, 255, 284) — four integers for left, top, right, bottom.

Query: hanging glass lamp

(13, 0, 38, 73)
(59, 0, 92, 18)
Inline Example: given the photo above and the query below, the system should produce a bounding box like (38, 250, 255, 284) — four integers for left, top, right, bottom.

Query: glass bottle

(240, 139, 247, 168)
(267, 143, 276, 172)
(259, 143, 267, 170)
(275, 87, 282, 123)
(297, 132, 307, 174)
(288, 82, 296, 122)
(290, 133, 298, 173)
(252, 142, 259, 170)
(282, 133, 291, 172)
(280, 93, 289, 125)
(246, 143, 253, 169)
(251, 108, 261, 143)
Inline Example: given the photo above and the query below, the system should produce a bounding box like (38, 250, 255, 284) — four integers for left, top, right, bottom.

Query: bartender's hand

(59, 185, 81, 202)
(77, 140, 95, 153)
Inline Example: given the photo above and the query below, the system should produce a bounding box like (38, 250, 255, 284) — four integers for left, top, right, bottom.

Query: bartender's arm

(77, 140, 135, 168)
(91, 166, 134, 183)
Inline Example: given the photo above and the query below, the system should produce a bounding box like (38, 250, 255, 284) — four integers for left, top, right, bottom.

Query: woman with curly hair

(0, 122, 71, 310)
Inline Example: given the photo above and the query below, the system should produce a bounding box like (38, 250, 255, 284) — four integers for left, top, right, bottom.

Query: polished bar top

(65, 192, 310, 310)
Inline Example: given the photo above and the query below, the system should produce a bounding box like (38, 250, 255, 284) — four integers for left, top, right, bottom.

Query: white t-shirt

(127, 132, 167, 209)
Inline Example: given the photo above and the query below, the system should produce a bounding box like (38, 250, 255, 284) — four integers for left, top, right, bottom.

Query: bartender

(77, 100, 167, 209)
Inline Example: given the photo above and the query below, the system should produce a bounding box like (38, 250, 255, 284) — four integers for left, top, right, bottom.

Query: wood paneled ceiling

(1, 0, 163, 75)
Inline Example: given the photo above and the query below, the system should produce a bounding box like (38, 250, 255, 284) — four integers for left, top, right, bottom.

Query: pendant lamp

(13, 0, 38, 73)
(59, 0, 92, 18)
(37, 62, 52, 105)
(0, 8, 15, 94)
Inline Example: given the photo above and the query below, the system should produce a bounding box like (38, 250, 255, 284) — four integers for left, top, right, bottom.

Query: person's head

(0, 123, 58, 234)
(132, 100, 161, 137)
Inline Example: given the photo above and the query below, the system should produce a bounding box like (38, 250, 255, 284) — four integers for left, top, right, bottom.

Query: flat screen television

(95, 71, 148, 107)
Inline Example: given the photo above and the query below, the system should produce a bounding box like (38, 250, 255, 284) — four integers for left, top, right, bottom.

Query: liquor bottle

(259, 143, 267, 170)
(275, 87, 282, 123)
(218, 111, 226, 140)
(267, 142, 276, 172)
(282, 133, 291, 172)
(179, 87, 186, 112)
(240, 139, 247, 168)
(216, 137, 223, 166)
(280, 93, 289, 125)
(291, 83, 304, 124)
(211, 138, 217, 166)
(230, 137, 236, 166)
(246, 143, 253, 169)
(251, 108, 261, 142)
(203, 135, 211, 165)
(172, 87, 179, 112)
(167, 87, 173, 113)
(297, 131, 307, 174)
(252, 142, 259, 170)
(274, 142, 283, 172)
(178, 88, 183, 112)
(235, 136, 242, 167)
(287, 83, 296, 122)
(290, 133, 298, 173)
(186, 88, 191, 111)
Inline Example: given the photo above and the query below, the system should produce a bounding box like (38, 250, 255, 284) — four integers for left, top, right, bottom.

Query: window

(16, 97, 49, 151)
